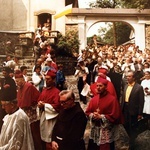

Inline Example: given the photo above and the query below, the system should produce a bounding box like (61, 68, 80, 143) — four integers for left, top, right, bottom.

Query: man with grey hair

(51, 90, 87, 150)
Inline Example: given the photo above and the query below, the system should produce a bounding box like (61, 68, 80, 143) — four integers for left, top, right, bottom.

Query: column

(51, 15, 56, 31)
(28, 0, 35, 32)
(134, 18, 146, 50)
(78, 16, 86, 53)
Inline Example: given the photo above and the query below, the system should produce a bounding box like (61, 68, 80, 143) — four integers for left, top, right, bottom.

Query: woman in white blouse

(32, 65, 45, 92)
(74, 59, 89, 104)
(141, 71, 150, 127)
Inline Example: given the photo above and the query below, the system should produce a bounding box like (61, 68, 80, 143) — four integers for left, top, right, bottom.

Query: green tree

(89, 0, 150, 9)
(122, 0, 150, 9)
(89, 0, 121, 8)
(87, 35, 103, 47)
(97, 23, 112, 45)
(100, 22, 131, 46)
(56, 30, 80, 57)
(116, 22, 131, 45)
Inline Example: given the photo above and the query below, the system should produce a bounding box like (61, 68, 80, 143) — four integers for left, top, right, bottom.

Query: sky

(78, 0, 96, 8)
(87, 22, 110, 37)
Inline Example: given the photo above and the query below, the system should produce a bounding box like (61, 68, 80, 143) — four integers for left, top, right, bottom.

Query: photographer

(74, 59, 89, 104)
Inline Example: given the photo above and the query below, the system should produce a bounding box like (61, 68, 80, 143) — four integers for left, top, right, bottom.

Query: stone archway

(85, 17, 144, 50)
(65, 8, 150, 51)
(87, 21, 135, 46)
(87, 21, 135, 34)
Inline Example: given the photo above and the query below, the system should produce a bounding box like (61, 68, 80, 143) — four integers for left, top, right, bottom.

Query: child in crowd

(56, 64, 66, 91)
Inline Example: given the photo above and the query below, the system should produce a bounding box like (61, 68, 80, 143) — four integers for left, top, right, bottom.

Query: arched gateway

(61, 8, 150, 51)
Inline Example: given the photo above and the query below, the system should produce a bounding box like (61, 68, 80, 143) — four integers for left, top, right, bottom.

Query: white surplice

(0, 109, 34, 150)
(40, 103, 58, 143)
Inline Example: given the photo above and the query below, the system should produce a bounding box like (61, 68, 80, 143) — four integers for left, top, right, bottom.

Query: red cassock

(38, 86, 61, 112)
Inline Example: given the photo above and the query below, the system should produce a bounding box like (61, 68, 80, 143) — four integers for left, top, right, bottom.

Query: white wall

(32, 0, 65, 33)
(0, 0, 28, 31)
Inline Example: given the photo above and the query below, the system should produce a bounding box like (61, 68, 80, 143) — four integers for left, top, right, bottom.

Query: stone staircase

(0, 31, 77, 77)
(0, 32, 34, 77)
(19, 49, 35, 77)
(14, 32, 35, 76)
(0, 56, 34, 78)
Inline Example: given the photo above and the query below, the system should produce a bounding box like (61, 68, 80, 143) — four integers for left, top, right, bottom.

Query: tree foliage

(87, 35, 103, 48)
(56, 30, 80, 57)
(115, 22, 131, 45)
(89, 0, 150, 9)
(96, 22, 131, 46)
(122, 0, 150, 9)
(89, 0, 123, 8)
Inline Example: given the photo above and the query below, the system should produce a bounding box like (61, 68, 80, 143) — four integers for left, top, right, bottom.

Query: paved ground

(65, 75, 89, 110)
(65, 75, 90, 148)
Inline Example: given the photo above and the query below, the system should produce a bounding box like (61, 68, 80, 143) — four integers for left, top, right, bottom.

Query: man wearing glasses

(51, 90, 87, 150)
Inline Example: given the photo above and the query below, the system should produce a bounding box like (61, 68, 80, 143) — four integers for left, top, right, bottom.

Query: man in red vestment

(38, 69, 61, 150)
(15, 70, 42, 150)
(86, 77, 123, 150)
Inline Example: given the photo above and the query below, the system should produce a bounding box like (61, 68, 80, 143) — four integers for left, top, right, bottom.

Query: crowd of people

(73, 43, 150, 149)
(0, 34, 150, 150)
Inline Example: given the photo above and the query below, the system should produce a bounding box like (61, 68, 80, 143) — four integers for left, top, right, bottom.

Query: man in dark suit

(134, 57, 144, 84)
(121, 70, 144, 149)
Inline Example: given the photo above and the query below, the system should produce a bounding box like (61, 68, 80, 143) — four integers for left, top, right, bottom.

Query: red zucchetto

(45, 69, 56, 78)
(96, 76, 108, 85)
(98, 68, 108, 75)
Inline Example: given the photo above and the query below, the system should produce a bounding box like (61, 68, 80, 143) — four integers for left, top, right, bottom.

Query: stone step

(19, 58, 35, 65)
(23, 49, 34, 57)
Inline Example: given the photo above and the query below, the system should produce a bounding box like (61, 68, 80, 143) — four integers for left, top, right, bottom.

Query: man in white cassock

(0, 99, 34, 150)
